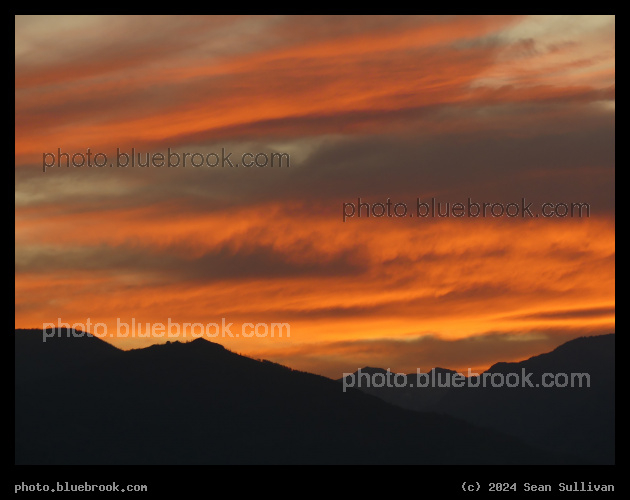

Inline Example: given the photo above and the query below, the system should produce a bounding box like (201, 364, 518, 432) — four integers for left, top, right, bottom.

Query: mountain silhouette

(340, 334, 614, 464)
(15, 328, 581, 465)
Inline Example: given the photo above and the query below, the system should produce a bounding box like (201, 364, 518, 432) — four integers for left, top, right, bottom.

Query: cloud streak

(15, 15, 615, 376)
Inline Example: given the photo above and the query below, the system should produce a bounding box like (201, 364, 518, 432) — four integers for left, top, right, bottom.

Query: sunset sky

(15, 15, 614, 377)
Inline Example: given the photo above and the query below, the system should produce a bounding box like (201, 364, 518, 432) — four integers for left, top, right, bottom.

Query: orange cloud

(15, 15, 615, 377)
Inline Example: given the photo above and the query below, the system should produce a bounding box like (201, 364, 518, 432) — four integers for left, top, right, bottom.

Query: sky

(15, 15, 615, 378)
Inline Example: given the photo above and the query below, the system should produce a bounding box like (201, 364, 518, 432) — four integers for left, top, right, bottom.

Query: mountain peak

(186, 337, 225, 349)
(148, 337, 226, 350)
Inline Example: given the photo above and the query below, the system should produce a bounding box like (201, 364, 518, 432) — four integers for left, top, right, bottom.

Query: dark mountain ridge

(15, 328, 581, 465)
(340, 334, 615, 464)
